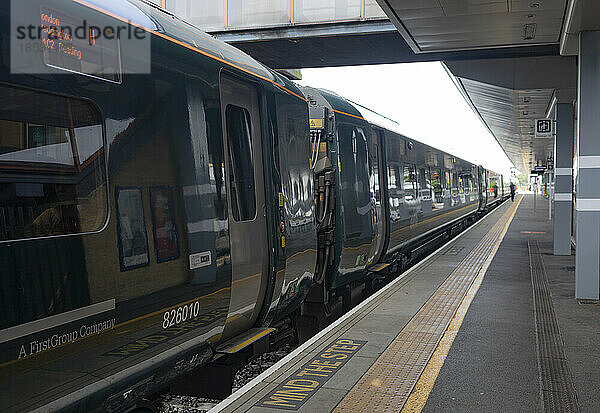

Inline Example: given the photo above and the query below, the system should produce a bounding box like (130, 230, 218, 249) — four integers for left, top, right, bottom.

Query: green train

(0, 0, 509, 411)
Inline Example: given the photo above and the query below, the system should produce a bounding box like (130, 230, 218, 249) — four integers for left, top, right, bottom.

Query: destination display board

(40, 6, 121, 83)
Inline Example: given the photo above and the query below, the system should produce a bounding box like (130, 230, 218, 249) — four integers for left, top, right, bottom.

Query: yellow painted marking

(224, 328, 275, 353)
(310, 118, 324, 129)
(401, 195, 523, 412)
(371, 263, 390, 272)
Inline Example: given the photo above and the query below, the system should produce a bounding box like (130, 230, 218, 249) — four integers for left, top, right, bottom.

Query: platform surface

(212, 194, 600, 413)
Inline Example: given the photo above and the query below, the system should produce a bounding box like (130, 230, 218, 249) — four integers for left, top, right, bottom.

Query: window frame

(403, 163, 418, 202)
(224, 103, 257, 222)
(0, 82, 109, 244)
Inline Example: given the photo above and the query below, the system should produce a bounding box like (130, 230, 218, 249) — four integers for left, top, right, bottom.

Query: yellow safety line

(224, 328, 275, 353)
(401, 194, 523, 412)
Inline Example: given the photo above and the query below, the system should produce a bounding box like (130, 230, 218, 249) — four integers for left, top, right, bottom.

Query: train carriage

(300, 86, 508, 314)
(0, 1, 511, 411)
(0, 0, 316, 411)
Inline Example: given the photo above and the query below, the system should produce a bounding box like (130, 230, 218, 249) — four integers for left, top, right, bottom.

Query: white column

(575, 31, 600, 300)
(553, 103, 573, 255)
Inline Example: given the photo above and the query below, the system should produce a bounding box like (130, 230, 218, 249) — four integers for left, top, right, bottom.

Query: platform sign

(257, 338, 366, 410)
(535, 119, 553, 138)
(531, 166, 546, 175)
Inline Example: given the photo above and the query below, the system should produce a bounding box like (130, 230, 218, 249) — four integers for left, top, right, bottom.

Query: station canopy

(187, 0, 600, 173)
(375, 0, 599, 173)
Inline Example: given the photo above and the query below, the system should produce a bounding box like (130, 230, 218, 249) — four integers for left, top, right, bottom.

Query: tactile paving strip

(334, 202, 519, 413)
(528, 240, 579, 413)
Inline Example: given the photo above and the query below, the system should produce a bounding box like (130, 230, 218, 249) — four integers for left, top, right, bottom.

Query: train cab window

(0, 85, 107, 241)
(225, 105, 256, 221)
(403, 164, 417, 201)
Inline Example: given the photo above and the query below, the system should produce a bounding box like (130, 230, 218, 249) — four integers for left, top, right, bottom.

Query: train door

(418, 167, 433, 214)
(444, 170, 452, 208)
(220, 75, 269, 338)
(367, 129, 387, 265)
(478, 167, 487, 209)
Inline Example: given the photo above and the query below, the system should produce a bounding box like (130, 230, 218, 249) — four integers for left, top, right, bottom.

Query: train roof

(302, 86, 484, 171)
(70, 0, 305, 101)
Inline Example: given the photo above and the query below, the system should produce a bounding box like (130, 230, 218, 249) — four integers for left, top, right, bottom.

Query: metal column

(575, 31, 600, 300)
(553, 103, 574, 255)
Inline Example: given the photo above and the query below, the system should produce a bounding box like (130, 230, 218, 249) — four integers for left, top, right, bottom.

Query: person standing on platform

(510, 182, 516, 202)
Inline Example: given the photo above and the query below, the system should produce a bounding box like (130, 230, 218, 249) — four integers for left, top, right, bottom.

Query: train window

(403, 164, 417, 201)
(0, 84, 107, 241)
(418, 168, 431, 201)
(490, 177, 499, 198)
(370, 140, 381, 202)
(387, 165, 400, 211)
(468, 176, 475, 201)
(225, 105, 256, 221)
(451, 172, 459, 205)
(431, 168, 443, 210)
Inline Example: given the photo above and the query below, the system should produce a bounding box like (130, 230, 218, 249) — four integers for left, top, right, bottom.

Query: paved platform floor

(213, 194, 600, 413)
(424, 194, 600, 413)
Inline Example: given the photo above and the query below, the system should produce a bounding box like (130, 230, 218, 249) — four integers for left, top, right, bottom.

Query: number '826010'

(163, 301, 201, 329)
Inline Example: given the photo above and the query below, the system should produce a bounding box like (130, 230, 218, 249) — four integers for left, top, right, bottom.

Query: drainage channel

(528, 240, 579, 413)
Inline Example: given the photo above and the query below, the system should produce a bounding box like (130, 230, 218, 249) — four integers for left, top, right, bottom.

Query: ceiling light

(529, 2, 540, 8)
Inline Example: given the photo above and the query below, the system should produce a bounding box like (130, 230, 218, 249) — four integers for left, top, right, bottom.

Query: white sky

(297, 62, 515, 176)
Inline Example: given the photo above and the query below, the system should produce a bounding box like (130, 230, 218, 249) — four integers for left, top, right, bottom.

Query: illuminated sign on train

(36, 6, 131, 83)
